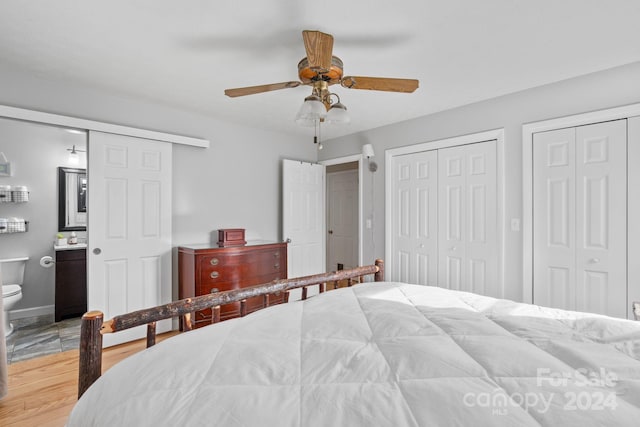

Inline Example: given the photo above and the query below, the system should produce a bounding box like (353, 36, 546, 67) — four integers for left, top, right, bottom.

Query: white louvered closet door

(438, 141, 498, 295)
(391, 150, 438, 285)
(533, 120, 627, 318)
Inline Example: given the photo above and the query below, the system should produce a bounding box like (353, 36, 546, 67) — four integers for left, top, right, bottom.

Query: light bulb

(68, 150, 80, 165)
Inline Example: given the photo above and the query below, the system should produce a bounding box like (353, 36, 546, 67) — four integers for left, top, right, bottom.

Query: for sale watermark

(462, 368, 619, 416)
(536, 367, 618, 388)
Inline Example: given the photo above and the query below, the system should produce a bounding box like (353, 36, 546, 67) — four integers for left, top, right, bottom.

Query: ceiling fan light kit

(295, 94, 327, 126)
(325, 101, 349, 124)
(224, 30, 418, 139)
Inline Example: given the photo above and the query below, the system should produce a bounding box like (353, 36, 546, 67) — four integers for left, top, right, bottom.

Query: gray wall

(319, 60, 640, 302)
(0, 66, 316, 314)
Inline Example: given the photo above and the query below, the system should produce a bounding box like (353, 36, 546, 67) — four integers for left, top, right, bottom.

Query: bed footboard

(78, 259, 384, 398)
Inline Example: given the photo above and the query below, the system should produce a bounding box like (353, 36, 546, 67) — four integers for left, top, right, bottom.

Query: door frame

(522, 102, 640, 307)
(320, 154, 364, 267)
(385, 128, 505, 294)
(0, 104, 209, 147)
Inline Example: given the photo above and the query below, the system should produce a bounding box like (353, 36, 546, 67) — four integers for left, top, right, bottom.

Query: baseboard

(9, 305, 54, 320)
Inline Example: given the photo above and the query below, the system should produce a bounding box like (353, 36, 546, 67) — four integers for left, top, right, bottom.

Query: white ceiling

(1, 1, 639, 140)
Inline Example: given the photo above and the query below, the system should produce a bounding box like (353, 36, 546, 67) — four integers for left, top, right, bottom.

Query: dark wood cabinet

(178, 241, 287, 328)
(55, 248, 87, 322)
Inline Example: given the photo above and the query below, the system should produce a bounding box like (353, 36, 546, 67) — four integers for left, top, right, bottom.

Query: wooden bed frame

(78, 259, 384, 398)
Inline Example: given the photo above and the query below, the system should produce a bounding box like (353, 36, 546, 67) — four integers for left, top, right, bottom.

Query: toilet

(1, 256, 28, 336)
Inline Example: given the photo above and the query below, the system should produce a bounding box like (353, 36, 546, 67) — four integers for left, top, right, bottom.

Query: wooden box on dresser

(178, 241, 287, 328)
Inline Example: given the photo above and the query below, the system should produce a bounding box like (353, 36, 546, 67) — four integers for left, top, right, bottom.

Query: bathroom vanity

(54, 244, 87, 322)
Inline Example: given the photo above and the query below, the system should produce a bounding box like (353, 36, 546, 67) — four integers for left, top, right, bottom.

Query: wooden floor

(0, 331, 179, 427)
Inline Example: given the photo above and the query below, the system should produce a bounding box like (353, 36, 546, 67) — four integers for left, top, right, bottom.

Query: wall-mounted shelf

(0, 187, 29, 203)
(0, 220, 29, 234)
(1, 186, 30, 233)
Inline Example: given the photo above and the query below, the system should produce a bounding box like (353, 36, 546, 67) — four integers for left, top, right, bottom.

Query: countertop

(54, 243, 87, 251)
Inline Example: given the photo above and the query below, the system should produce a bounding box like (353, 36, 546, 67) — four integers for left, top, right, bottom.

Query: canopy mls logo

(463, 367, 619, 415)
(463, 389, 554, 415)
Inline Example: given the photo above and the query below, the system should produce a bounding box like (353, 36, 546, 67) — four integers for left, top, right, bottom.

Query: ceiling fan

(224, 30, 419, 124)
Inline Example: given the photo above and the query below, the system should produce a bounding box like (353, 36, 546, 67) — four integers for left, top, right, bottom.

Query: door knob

(93, 248, 102, 255)
(328, 230, 333, 234)
(450, 246, 457, 251)
(285, 238, 292, 243)
(589, 258, 600, 264)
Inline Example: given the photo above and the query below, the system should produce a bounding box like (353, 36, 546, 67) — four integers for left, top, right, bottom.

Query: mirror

(58, 167, 87, 231)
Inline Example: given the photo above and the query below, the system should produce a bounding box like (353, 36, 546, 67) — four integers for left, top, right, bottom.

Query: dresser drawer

(195, 272, 286, 323)
(197, 271, 285, 296)
(200, 248, 283, 268)
(200, 252, 285, 284)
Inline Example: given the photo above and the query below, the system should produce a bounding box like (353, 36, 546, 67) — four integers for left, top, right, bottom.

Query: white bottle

(69, 231, 78, 245)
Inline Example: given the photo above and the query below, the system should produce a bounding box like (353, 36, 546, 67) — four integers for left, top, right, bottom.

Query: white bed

(68, 281, 640, 426)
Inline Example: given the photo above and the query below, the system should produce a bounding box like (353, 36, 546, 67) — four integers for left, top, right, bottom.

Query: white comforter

(68, 282, 640, 426)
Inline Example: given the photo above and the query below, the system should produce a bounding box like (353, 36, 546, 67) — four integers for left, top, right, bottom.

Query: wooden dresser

(178, 241, 287, 328)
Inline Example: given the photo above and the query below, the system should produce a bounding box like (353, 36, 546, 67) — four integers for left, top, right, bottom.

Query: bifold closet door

(533, 120, 627, 318)
(390, 140, 498, 293)
(438, 141, 498, 295)
(391, 150, 438, 285)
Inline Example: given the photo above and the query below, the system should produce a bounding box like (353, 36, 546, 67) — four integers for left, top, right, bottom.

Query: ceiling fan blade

(302, 30, 334, 72)
(224, 81, 302, 97)
(341, 76, 419, 93)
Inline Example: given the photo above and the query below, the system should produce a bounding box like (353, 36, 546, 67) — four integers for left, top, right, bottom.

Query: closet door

(533, 120, 627, 317)
(532, 128, 577, 310)
(391, 150, 438, 285)
(575, 121, 627, 317)
(438, 141, 498, 295)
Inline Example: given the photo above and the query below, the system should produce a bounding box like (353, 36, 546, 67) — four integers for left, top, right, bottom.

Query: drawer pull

(210, 288, 220, 294)
(274, 252, 280, 258)
(210, 271, 219, 279)
(274, 263, 280, 269)
(210, 258, 219, 266)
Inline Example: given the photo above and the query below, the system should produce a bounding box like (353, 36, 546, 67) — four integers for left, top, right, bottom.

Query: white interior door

(533, 128, 577, 310)
(88, 131, 172, 347)
(282, 159, 325, 299)
(438, 141, 498, 295)
(326, 169, 358, 271)
(575, 121, 627, 317)
(438, 146, 467, 290)
(390, 150, 438, 284)
(533, 120, 627, 318)
(628, 116, 640, 319)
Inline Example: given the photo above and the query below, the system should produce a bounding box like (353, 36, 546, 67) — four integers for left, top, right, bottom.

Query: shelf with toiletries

(0, 184, 30, 203)
(0, 219, 29, 233)
(0, 184, 31, 233)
